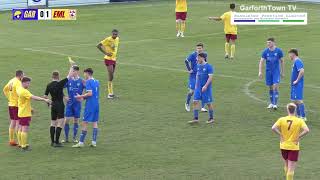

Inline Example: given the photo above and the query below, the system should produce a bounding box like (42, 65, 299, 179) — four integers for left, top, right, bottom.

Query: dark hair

(289, 48, 299, 56)
(287, 104, 296, 114)
(84, 68, 93, 75)
(112, 29, 119, 34)
(267, 37, 275, 42)
(196, 43, 204, 48)
(16, 70, 23, 77)
(73, 66, 80, 71)
(21, 77, 31, 83)
(52, 71, 60, 79)
(230, 3, 236, 9)
(198, 53, 206, 58)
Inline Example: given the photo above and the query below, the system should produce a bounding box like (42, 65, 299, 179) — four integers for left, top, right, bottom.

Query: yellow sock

(225, 42, 230, 56)
(176, 22, 180, 32)
(21, 132, 28, 148)
(9, 128, 15, 142)
(284, 166, 288, 175)
(108, 81, 113, 95)
(17, 131, 21, 146)
(286, 171, 294, 180)
(230, 44, 236, 58)
(181, 21, 186, 33)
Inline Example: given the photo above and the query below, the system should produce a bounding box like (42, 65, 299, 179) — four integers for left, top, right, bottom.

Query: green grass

(1, 0, 320, 179)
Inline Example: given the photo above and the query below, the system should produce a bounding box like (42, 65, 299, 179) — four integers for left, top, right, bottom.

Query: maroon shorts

(225, 34, 238, 42)
(281, 149, 299, 162)
(176, 12, 187, 20)
(104, 59, 116, 67)
(8, 106, 19, 120)
(19, 117, 31, 126)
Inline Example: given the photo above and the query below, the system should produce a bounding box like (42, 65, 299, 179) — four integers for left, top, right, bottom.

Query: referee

(45, 65, 75, 147)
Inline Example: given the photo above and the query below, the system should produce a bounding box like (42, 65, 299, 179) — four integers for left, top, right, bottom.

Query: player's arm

(31, 95, 52, 104)
(114, 41, 119, 58)
(208, 17, 222, 21)
(280, 58, 285, 78)
(75, 80, 92, 100)
(271, 123, 281, 136)
(75, 90, 92, 102)
(195, 74, 199, 89)
(258, 58, 265, 79)
(299, 126, 310, 139)
(80, 90, 92, 98)
(96, 43, 112, 57)
(57, 66, 75, 89)
(202, 74, 213, 92)
(184, 59, 192, 73)
(3, 83, 10, 98)
(43, 84, 51, 101)
(209, 13, 225, 21)
(293, 68, 304, 85)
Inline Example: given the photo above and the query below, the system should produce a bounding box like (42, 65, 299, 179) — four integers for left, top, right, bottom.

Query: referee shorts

(51, 101, 65, 120)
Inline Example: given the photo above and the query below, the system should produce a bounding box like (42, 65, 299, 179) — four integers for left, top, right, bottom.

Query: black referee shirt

(45, 78, 68, 102)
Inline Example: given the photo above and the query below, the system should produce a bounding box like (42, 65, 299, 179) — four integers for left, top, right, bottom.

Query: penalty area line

(243, 79, 316, 113)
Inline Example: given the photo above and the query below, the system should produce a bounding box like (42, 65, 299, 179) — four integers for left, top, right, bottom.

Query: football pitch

(0, 0, 320, 179)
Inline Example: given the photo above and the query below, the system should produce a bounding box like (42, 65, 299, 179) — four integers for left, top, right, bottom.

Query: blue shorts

(194, 87, 213, 104)
(188, 75, 196, 90)
(83, 108, 99, 122)
(291, 84, 304, 101)
(65, 102, 81, 119)
(266, 71, 280, 86)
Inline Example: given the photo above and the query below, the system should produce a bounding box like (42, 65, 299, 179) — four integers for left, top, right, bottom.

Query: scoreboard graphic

(12, 9, 77, 21)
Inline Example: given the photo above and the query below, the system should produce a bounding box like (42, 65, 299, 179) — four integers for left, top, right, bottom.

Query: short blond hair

(287, 103, 297, 114)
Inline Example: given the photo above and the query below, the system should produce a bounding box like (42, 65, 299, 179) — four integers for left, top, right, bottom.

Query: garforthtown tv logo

(240, 4, 298, 11)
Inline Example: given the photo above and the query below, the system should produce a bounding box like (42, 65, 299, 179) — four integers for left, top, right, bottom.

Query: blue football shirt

(196, 62, 214, 88)
(84, 78, 100, 112)
(261, 47, 283, 72)
(65, 77, 85, 104)
(291, 58, 304, 86)
(186, 51, 207, 77)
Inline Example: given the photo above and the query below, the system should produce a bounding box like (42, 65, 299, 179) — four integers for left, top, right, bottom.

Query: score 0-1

(38, 9, 52, 20)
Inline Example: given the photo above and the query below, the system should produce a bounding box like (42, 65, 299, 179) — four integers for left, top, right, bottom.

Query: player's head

(111, 29, 119, 39)
(288, 48, 299, 60)
(230, 3, 236, 10)
(287, 103, 297, 115)
(21, 77, 31, 89)
(197, 53, 206, 64)
(196, 43, 204, 53)
(84, 68, 93, 80)
(267, 37, 275, 48)
(72, 65, 80, 77)
(15, 70, 24, 80)
(52, 71, 60, 81)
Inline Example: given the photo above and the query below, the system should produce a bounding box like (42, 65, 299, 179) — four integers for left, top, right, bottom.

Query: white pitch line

(243, 79, 266, 103)
(29, 26, 282, 49)
(243, 79, 316, 113)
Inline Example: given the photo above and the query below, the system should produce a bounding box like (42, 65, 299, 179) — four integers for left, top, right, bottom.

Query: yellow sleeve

(22, 89, 33, 100)
(300, 119, 308, 128)
(100, 37, 109, 46)
(3, 82, 10, 98)
(274, 118, 282, 127)
(220, 12, 226, 20)
(114, 39, 119, 56)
